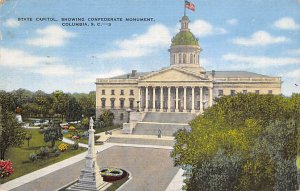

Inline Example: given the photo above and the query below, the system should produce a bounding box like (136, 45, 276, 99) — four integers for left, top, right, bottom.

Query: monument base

(66, 168, 110, 191)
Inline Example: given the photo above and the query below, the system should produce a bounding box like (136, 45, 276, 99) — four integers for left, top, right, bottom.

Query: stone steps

(133, 122, 190, 136)
(142, 112, 196, 124)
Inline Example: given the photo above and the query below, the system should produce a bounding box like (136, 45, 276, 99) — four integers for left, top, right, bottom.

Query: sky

(0, 0, 300, 95)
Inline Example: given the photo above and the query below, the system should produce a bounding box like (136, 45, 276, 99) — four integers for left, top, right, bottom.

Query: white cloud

(285, 70, 300, 79)
(4, 18, 20, 28)
(26, 25, 75, 47)
(274, 17, 300, 30)
(189, 19, 227, 37)
(226, 18, 238, 25)
(0, 48, 57, 67)
(222, 53, 300, 69)
(287, 49, 300, 55)
(98, 24, 171, 59)
(232, 31, 288, 46)
(0, 48, 75, 76)
(75, 69, 125, 84)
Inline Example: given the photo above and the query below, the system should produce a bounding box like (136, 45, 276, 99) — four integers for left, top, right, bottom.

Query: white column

(183, 87, 187, 112)
(145, 86, 149, 111)
(160, 87, 163, 112)
(175, 87, 179, 112)
(153, 87, 156, 111)
(200, 87, 203, 113)
(138, 87, 141, 110)
(209, 87, 213, 107)
(191, 86, 195, 113)
(168, 87, 171, 112)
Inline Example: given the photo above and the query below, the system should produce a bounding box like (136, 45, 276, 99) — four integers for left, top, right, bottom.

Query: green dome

(171, 31, 199, 46)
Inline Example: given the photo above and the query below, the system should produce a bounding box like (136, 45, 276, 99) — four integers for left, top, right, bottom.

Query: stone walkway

(0, 142, 184, 191)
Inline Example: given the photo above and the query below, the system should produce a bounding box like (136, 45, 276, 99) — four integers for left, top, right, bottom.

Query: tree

(52, 90, 70, 122)
(98, 110, 114, 127)
(43, 122, 63, 147)
(171, 93, 298, 190)
(65, 97, 82, 122)
(0, 93, 26, 159)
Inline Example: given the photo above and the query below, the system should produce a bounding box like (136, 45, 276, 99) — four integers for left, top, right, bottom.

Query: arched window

(183, 54, 186, 63)
(190, 54, 193, 63)
(179, 53, 182, 63)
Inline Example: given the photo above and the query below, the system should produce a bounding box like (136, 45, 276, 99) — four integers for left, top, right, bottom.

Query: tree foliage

(43, 122, 63, 147)
(0, 93, 26, 160)
(171, 93, 299, 190)
(98, 110, 114, 127)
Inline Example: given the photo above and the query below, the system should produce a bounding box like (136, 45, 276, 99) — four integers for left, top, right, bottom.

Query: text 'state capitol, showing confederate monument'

(96, 15, 281, 124)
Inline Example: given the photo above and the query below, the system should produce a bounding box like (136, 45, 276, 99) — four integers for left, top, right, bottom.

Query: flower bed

(100, 167, 127, 182)
(0, 160, 14, 178)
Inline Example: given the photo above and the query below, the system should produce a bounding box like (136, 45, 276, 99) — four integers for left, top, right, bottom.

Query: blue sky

(0, 0, 300, 95)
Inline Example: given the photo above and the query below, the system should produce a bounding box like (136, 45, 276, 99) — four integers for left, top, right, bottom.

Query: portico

(138, 85, 213, 113)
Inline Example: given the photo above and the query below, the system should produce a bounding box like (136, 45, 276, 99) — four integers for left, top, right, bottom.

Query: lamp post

(136, 101, 140, 112)
(126, 109, 132, 123)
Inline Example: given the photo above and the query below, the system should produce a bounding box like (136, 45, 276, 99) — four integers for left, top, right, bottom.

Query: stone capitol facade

(96, 15, 281, 124)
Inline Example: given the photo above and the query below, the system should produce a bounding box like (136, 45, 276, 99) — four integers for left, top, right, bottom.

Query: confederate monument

(66, 117, 109, 191)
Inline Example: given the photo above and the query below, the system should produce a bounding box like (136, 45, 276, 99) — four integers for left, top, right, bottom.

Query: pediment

(139, 67, 209, 82)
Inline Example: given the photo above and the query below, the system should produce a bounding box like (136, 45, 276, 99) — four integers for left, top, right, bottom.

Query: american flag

(185, 1, 195, 11)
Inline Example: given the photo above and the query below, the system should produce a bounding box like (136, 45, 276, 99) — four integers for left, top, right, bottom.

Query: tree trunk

(0, 149, 6, 160)
(51, 140, 55, 148)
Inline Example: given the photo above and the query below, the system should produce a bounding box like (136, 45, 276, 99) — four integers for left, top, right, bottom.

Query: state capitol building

(96, 15, 281, 124)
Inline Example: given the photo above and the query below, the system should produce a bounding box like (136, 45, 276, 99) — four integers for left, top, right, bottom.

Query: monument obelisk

(67, 117, 109, 191)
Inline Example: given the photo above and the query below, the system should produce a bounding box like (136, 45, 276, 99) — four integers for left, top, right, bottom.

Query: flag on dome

(185, 1, 195, 11)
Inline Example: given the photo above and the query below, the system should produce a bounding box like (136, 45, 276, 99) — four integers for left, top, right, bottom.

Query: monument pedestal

(66, 117, 110, 191)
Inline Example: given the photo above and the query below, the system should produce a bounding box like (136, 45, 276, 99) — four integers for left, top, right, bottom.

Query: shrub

(29, 153, 38, 162)
(69, 126, 76, 131)
(54, 150, 60, 157)
(72, 141, 79, 150)
(0, 160, 14, 178)
(58, 143, 68, 152)
(39, 147, 50, 158)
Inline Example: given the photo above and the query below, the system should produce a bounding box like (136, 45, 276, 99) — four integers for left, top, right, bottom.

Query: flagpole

(184, 0, 186, 16)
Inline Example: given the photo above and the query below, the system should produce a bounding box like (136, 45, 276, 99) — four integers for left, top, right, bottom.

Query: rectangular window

(243, 90, 247, 94)
(120, 90, 124, 95)
(130, 100, 134, 109)
(101, 100, 106, 108)
(102, 90, 105, 95)
(230, 90, 235, 96)
(111, 90, 115, 95)
(255, 90, 260, 94)
(111, 100, 115, 109)
(120, 100, 124, 109)
(268, 90, 273, 94)
(218, 89, 223, 96)
(130, 90, 134, 95)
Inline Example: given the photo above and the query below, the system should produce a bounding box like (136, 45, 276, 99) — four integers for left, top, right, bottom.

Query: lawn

(1, 129, 86, 184)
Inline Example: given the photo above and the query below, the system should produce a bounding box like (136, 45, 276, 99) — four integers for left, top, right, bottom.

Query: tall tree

(65, 97, 82, 122)
(0, 92, 26, 159)
(52, 90, 70, 122)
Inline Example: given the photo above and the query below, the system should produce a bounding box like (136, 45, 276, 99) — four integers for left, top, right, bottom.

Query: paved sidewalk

(62, 137, 88, 148)
(0, 142, 176, 191)
(165, 168, 185, 191)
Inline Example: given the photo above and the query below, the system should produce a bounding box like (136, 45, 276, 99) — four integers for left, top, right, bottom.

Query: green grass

(1, 129, 86, 184)
(297, 156, 300, 171)
(95, 125, 121, 134)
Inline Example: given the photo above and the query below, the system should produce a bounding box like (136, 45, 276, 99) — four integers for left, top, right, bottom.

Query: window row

(218, 89, 273, 96)
(101, 98, 135, 109)
(101, 89, 134, 95)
